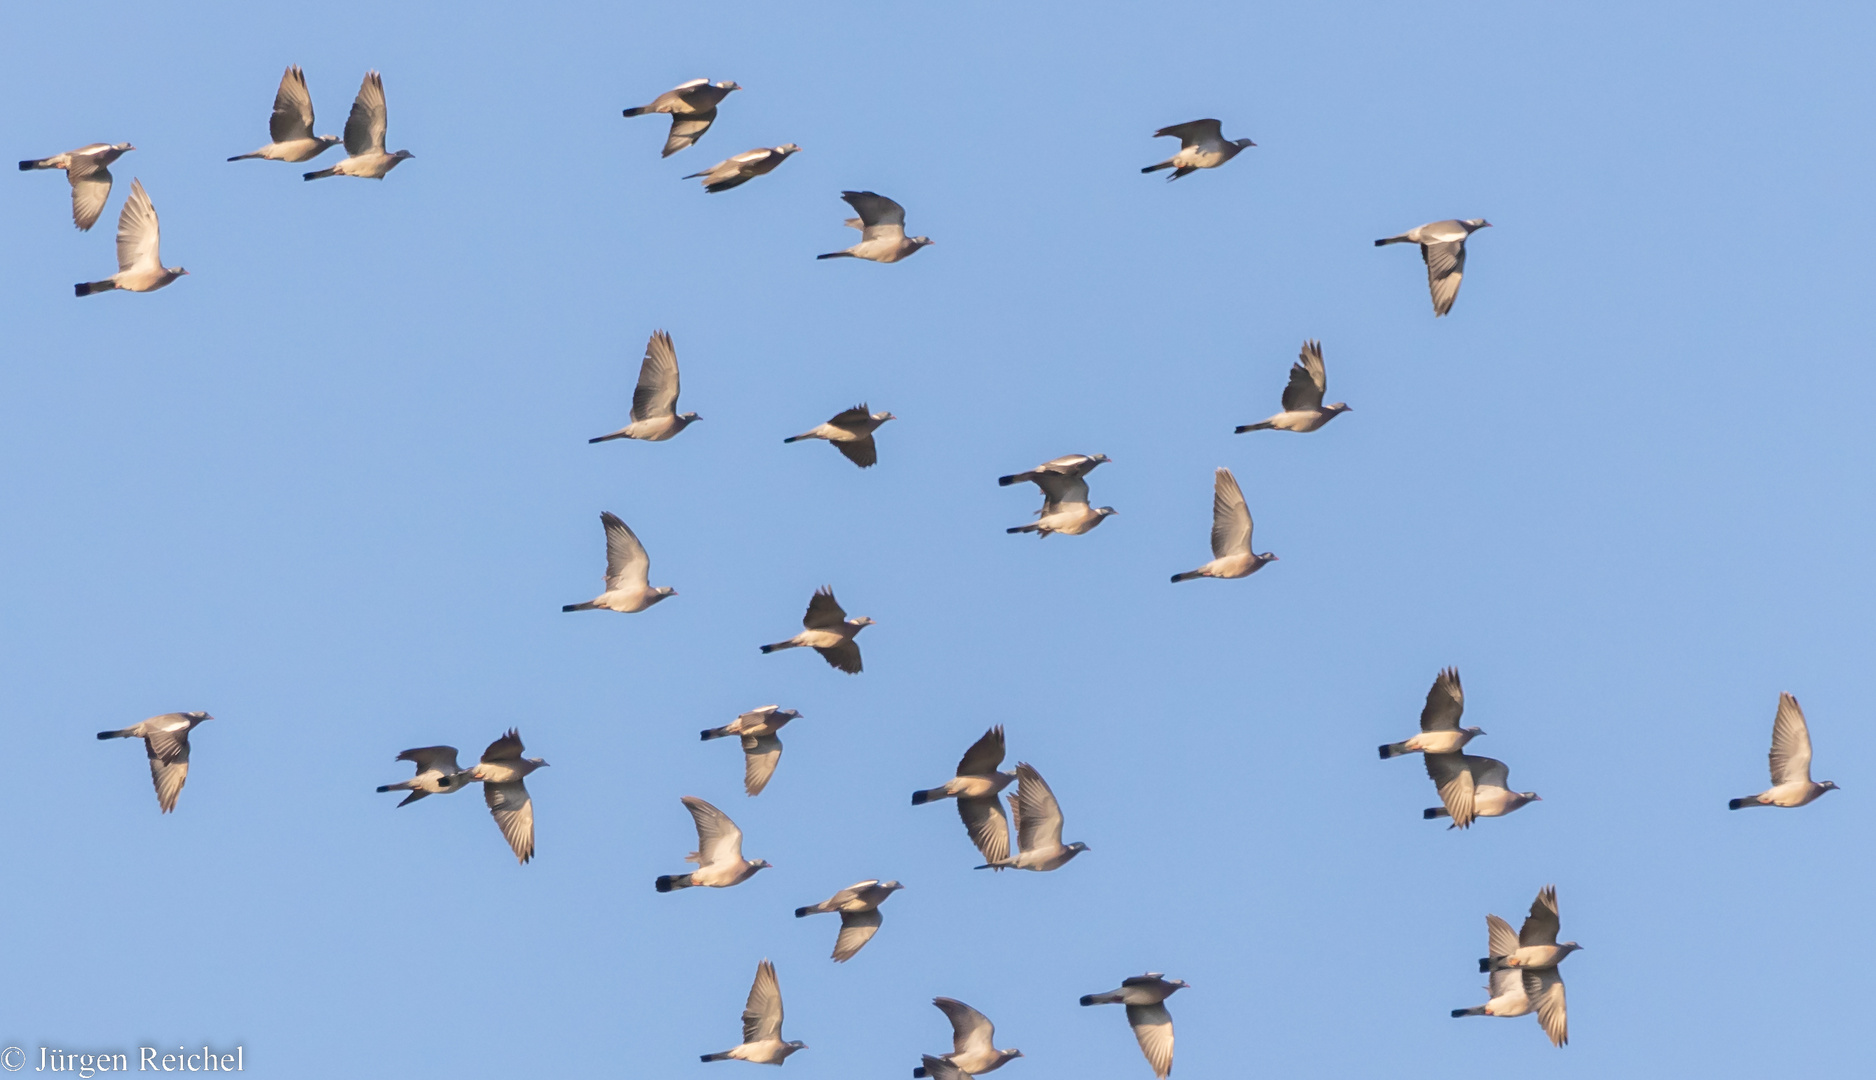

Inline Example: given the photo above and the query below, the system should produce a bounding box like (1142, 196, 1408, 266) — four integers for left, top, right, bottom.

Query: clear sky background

(2, 1, 1872, 1076)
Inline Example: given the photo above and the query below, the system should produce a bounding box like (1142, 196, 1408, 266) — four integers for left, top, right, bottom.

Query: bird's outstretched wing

(1210, 467, 1252, 558)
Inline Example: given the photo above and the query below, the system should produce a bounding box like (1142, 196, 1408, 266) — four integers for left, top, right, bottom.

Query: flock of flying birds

(43, 66, 1844, 1072)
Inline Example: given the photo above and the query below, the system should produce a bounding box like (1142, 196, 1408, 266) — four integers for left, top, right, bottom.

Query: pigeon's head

(1819, 780, 1841, 793)
(775, 709, 802, 722)
(1089, 454, 1112, 465)
(775, 143, 802, 156)
(1165, 978, 1191, 993)
(1233, 138, 1256, 149)
(716, 81, 743, 92)
(114, 143, 136, 153)
(1000, 1050, 1025, 1062)
(849, 616, 877, 629)
(653, 586, 679, 601)
(1325, 402, 1352, 415)
(1557, 942, 1583, 957)
(782, 1041, 807, 1054)
(1065, 841, 1091, 855)
(169, 267, 191, 279)
(679, 411, 702, 423)
(392, 149, 416, 161)
(751, 859, 773, 871)
(1464, 219, 1492, 231)
(315, 135, 341, 149)
(528, 757, 551, 769)
(908, 236, 935, 250)
(1094, 507, 1118, 518)
(1462, 726, 1486, 739)
(1257, 552, 1279, 564)
(879, 880, 905, 893)
(1520, 791, 1543, 803)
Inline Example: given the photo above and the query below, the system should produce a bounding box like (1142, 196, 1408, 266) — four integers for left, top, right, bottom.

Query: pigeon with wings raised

(1140, 118, 1254, 181)
(702, 705, 803, 797)
(228, 66, 340, 163)
(701, 959, 806, 1064)
(817, 191, 933, 262)
(1452, 914, 1534, 1021)
(21, 141, 133, 230)
(1375, 219, 1491, 316)
(468, 729, 548, 864)
(1170, 467, 1275, 582)
(303, 71, 414, 180)
(1729, 692, 1840, 809)
(912, 997, 1023, 1078)
(794, 879, 903, 962)
(1479, 886, 1578, 1047)
(1424, 754, 1541, 829)
(912, 726, 1016, 867)
(685, 144, 801, 192)
(375, 745, 472, 806)
(589, 330, 700, 443)
(759, 586, 874, 674)
(656, 796, 770, 892)
(562, 511, 676, 613)
(623, 79, 740, 158)
(1379, 668, 1484, 759)
(74, 179, 187, 296)
(976, 763, 1088, 872)
(783, 405, 895, 468)
(1235, 341, 1351, 433)
(1080, 974, 1187, 1079)
(97, 711, 214, 813)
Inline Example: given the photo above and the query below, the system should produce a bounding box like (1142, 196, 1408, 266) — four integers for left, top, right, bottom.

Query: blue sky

(2, 1, 1872, 1076)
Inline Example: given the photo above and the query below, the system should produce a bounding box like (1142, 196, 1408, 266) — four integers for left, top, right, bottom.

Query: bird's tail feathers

(1140, 160, 1172, 174)
(377, 779, 414, 793)
(1452, 1006, 1486, 1017)
(587, 431, 630, 444)
(1423, 807, 1449, 819)
(910, 788, 942, 805)
(701, 726, 732, 741)
(302, 167, 337, 181)
(793, 905, 823, 918)
(19, 158, 52, 170)
(996, 473, 1025, 486)
(700, 1052, 731, 1062)
(96, 728, 133, 739)
(623, 106, 649, 117)
(913, 1069, 929, 1078)
(655, 874, 693, 893)
(1235, 421, 1274, 433)
(1374, 236, 1408, 246)
(782, 434, 810, 443)
(1480, 957, 1504, 973)
(563, 601, 599, 612)
(1379, 741, 1410, 759)
(1006, 524, 1037, 534)
(1728, 797, 1762, 810)
(1080, 992, 1120, 1006)
(1170, 569, 1203, 583)
(226, 153, 260, 162)
(816, 251, 854, 260)
(75, 281, 110, 297)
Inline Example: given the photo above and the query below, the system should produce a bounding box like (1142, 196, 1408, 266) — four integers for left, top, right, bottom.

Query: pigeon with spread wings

(1170, 467, 1275, 582)
(783, 405, 895, 468)
(375, 746, 472, 806)
(21, 141, 133, 230)
(623, 78, 740, 158)
(702, 706, 803, 797)
(817, 191, 933, 262)
(562, 511, 677, 613)
(589, 330, 700, 443)
(1375, 219, 1491, 316)
(1235, 341, 1351, 433)
(228, 66, 340, 163)
(97, 712, 213, 813)
(976, 763, 1088, 872)
(303, 71, 414, 180)
(656, 796, 770, 892)
(74, 180, 187, 296)
(912, 726, 1016, 866)
(1140, 118, 1254, 181)
(1452, 915, 1533, 1021)
(1080, 974, 1187, 1079)
(701, 959, 806, 1064)
(468, 729, 548, 864)
(1379, 668, 1483, 759)
(759, 586, 874, 673)
(913, 997, 1023, 1078)
(1729, 692, 1840, 809)
(794, 879, 903, 962)
(1424, 754, 1541, 828)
